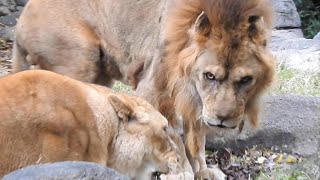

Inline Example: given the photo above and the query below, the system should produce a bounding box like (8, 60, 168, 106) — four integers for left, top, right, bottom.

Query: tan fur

(12, 0, 275, 178)
(156, 0, 275, 173)
(0, 70, 181, 179)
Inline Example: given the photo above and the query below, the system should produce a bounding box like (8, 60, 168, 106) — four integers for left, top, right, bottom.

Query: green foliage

(293, 0, 320, 38)
(112, 81, 132, 92)
(255, 170, 311, 180)
(270, 66, 320, 96)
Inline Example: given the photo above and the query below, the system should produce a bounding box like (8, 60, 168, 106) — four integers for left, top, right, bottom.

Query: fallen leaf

(275, 154, 283, 164)
(256, 157, 266, 164)
(285, 155, 298, 163)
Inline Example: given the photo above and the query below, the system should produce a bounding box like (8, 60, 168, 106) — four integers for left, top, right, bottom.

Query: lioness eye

(240, 76, 253, 84)
(163, 127, 167, 132)
(204, 72, 215, 80)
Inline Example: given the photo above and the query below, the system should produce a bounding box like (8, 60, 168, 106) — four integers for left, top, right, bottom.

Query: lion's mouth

(152, 171, 162, 180)
(207, 122, 237, 129)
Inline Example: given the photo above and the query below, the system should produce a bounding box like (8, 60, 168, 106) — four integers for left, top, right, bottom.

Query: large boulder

(314, 32, 320, 40)
(269, 30, 320, 72)
(0, 26, 14, 41)
(3, 161, 130, 180)
(271, 0, 301, 29)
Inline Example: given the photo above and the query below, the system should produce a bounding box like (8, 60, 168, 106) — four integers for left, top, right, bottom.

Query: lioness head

(108, 94, 181, 179)
(166, 0, 275, 130)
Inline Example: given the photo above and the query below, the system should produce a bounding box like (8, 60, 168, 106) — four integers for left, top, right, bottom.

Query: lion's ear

(108, 94, 134, 122)
(247, 14, 271, 47)
(247, 15, 261, 38)
(195, 11, 211, 37)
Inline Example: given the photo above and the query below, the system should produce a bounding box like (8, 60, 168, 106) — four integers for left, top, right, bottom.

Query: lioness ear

(108, 94, 133, 122)
(195, 11, 211, 37)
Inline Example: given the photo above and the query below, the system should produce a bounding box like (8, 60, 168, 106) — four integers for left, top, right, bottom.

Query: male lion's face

(192, 48, 265, 129)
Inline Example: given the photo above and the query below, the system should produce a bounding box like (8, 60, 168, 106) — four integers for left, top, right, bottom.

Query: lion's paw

(160, 171, 194, 180)
(195, 165, 226, 180)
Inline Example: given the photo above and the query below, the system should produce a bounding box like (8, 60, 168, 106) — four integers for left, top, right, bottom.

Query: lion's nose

(216, 114, 230, 121)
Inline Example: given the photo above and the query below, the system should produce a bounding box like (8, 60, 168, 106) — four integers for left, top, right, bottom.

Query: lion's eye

(163, 127, 167, 132)
(204, 72, 215, 80)
(240, 76, 253, 84)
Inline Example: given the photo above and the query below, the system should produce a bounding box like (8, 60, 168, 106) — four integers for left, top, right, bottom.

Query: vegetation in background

(112, 65, 320, 97)
(270, 65, 320, 96)
(293, 0, 320, 38)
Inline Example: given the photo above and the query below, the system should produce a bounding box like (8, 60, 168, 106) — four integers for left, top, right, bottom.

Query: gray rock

(206, 95, 320, 158)
(314, 32, 320, 40)
(3, 161, 130, 180)
(0, 6, 10, 16)
(16, 6, 23, 11)
(271, 0, 301, 28)
(270, 36, 320, 72)
(0, 14, 17, 26)
(270, 29, 304, 41)
(0, 0, 8, 6)
(6, 0, 16, 12)
(15, 0, 28, 6)
(0, 26, 15, 41)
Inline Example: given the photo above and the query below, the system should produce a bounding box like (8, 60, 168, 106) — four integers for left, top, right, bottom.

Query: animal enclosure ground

(0, 39, 316, 179)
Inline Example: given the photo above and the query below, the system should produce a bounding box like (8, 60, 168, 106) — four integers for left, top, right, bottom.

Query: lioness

(12, 0, 276, 177)
(0, 70, 181, 179)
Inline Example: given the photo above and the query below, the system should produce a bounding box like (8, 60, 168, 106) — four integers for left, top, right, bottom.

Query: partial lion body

(13, 0, 164, 87)
(12, 0, 276, 178)
(0, 70, 180, 179)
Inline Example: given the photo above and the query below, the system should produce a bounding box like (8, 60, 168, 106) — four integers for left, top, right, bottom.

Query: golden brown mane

(165, 0, 273, 54)
(157, 0, 275, 127)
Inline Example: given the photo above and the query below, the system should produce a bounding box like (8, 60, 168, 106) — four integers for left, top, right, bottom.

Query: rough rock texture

(0, 26, 14, 40)
(271, 0, 301, 28)
(0, 11, 20, 26)
(269, 30, 320, 72)
(3, 161, 130, 180)
(206, 95, 320, 158)
(314, 32, 320, 40)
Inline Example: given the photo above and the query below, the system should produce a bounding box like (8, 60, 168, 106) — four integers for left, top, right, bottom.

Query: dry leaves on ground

(206, 146, 303, 180)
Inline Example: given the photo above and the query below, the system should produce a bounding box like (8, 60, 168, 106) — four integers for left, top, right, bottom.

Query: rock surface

(269, 30, 320, 72)
(271, 0, 301, 29)
(3, 161, 130, 180)
(0, 26, 14, 40)
(0, 11, 20, 26)
(314, 32, 320, 40)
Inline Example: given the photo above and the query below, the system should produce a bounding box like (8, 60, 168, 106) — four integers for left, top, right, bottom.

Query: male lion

(0, 70, 181, 179)
(12, 0, 275, 178)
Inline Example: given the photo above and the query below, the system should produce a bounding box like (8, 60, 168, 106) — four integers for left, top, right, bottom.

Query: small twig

(36, 154, 43, 163)
(301, 171, 312, 180)
(260, 172, 270, 180)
